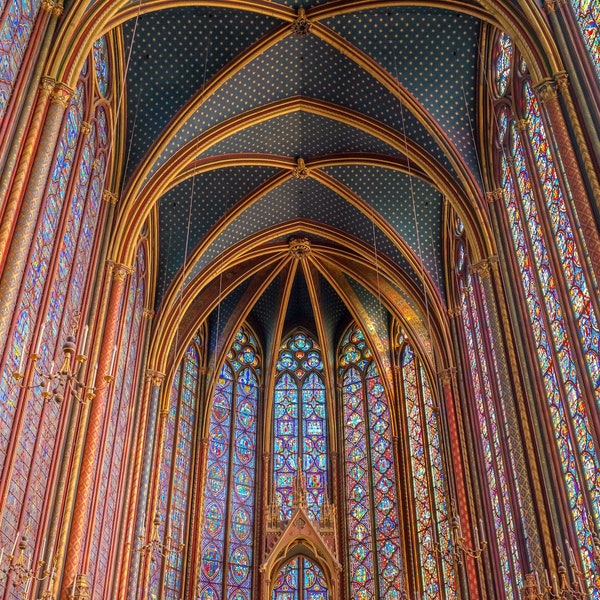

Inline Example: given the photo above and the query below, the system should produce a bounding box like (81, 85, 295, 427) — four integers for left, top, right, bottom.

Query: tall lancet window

(492, 31, 600, 592)
(568, 0, 600, 78)
(273, 331, 327, 521)
(453, 224, 524, 598)
(198, 327, 259, 600)
(90, 242, 147, 597)
(148, 333, 202, 599)
(339, 324, 404, 599)
(0, 48, 110, 590)
(396, 328, 456, 599)
(0, 0, 42, 120)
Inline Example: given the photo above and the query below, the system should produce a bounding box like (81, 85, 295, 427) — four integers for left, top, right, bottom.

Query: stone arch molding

(261, 471, 341, 598)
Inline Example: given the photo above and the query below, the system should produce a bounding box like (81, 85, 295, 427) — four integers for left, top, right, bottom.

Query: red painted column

(438, 366, 482, 599)
(61, 262, 131, 599)
(0, 81, 72, 350)
(536, 76, 600, 275)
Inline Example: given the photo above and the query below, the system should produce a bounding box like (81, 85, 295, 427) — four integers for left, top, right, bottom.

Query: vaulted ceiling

(117, 1, 488, 359)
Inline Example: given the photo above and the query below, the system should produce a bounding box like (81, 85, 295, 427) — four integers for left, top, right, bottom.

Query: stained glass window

(148, 335, 201, 599)
(90, 244, 147, 598)
(272, 557, 329, 600)
(0, 72, 89, 593)
(0, 0, 42, 120)
(92, 35, 110, 97)
(197, 327, 259, 600)
(339, 325, 405, 600)
(492, 31, 600, 593)
(494, 32, 513, 96)
(398, 334, 456, 600)
(569, 0, 600, 79)
(273, 332, 327, 522)
(454, 237, 524, 598)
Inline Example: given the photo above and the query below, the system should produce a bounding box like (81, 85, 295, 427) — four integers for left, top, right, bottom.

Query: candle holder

(447, 501, 487, 566)
(0, 527, 54, 598)
(137, 512, 184, 562)
(11, 315, 114, 406)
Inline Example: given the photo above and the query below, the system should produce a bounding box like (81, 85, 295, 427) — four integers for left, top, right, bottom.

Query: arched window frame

(490, 30, 600, 591)
(451, 222, 527, 599)
(272, 329, 328, 522)
(0, 39, 113, 588)
(271, 555, 330, 599)
(148, 331, 204, 600)
(394, 325, 456, 600)
(338, 323, 405, 600)
(197, 326, 261, 600)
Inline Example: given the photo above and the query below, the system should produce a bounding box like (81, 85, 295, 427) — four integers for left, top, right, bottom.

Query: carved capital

(102, 189, 118, 204)
(80, 121, 91, 135)
(544, 0, 566, 14)
(554, 71, 569, 94)
(469, 258, 494, 279)
(437, 367, 457, 386)
(292, 8, 311, 36)
(515, 118, 529, 133)
(289, 236, 311, 259)
(535, 78, 558, 104)
(39, 76, 56, 97)
(49, 83, 73, 108)
(143, 308, 154, 320)
(41, 0, 63, 15)
(112, 262, 133, 281)
(146, 369, 165, 387)
(447, 306, 460, 319)
(486, 188, 504, 204)
(292, 157, 310, 179)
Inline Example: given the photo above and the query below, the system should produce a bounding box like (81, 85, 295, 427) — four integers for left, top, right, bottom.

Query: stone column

(536, 75, 600, 272)
(437, 363, 482, 600)
(121, 369, 164, 600)
(61, 262, 132, 599)
(0, 81, 73, 349)
(137, 405, 170, 599)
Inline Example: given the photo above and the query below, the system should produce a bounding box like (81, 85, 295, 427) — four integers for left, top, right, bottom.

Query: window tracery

(491, 30, 600, 591)
(273, 331, 327, 522)
(339, 324, 404, 600)
(148, 334, 201, 599)
(0, 0, 42, 120)
(197, 327, 259, 600)
(453, 231, 525, 598)
(272, 557, 329, 600)
(396, 329, 456, 599)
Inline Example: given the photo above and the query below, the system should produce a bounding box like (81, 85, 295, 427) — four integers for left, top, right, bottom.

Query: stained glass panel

(503, 130, 599, 587)
(340, 325, 405, 600)
(570, 0, 600, 79)
(271, 557, 329, 600)
(198, 328, 259, 600)
(0, 80, 85, 580)
(92, 35, 110, 96)
(494, 32, 513, 96)
(0, 0, 42, 119)
(273, 333, 327, 522)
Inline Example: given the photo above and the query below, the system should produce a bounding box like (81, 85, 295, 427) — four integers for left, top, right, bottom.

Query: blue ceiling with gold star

(118, 1, 484, 333)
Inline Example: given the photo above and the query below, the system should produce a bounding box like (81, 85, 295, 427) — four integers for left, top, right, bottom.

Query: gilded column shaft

(0, 84, 72, 350)
(138, 407, 170, 599)
(537, 78, 600, 273)
(471, 258, 544, 572)
(125, 374, 163, 600)
(61, 264, 130, 598)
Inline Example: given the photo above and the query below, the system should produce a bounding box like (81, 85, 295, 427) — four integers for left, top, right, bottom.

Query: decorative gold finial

(292, 8, 311, 36)
(293, 157, 309, 179)
(289, 237, 311, 259)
